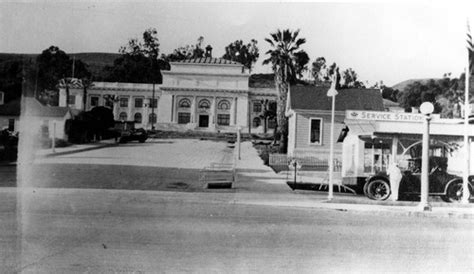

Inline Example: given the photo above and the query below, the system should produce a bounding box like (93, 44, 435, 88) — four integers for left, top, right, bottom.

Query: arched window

(217, 100, 230, 110)
(119, 112, 127, 121)
(252, 117, 261, 128)
(178, 98, 191, 108)
(134, 113, 142, 123)
(149, 113, 157, 124)
(198, 99, 210, 109)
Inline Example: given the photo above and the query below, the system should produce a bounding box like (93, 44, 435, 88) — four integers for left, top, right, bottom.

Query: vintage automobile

(364, 156, 474, 202)
(114, 121, 148, 143)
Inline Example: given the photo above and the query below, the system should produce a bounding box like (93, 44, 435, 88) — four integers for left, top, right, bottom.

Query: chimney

(205, 45, 213, 58)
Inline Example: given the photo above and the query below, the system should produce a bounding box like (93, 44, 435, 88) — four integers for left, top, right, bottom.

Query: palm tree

(262, 29, 306, 153)
(81, 77, 94, 112)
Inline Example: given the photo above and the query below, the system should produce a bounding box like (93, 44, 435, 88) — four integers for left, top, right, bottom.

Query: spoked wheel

(366, 179, 391, 200)
(444, 180, 472, 203)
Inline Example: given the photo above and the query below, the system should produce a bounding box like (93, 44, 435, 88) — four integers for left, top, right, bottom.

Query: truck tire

(366, 179, 391, 201)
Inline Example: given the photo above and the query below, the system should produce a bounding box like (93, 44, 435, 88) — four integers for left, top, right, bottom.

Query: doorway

(199, 115, 209, 127)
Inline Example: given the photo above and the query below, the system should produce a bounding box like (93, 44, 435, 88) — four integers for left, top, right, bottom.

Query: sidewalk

(36, 138, 118, 157)
(234, 141, 474, 219)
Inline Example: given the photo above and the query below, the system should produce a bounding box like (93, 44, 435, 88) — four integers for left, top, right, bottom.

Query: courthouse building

(60, 55, 277, 134)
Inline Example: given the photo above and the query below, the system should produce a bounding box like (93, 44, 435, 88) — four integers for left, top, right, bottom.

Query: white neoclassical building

(60, 56, 277, 134)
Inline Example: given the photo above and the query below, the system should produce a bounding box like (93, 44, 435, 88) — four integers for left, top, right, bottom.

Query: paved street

(1, 139, 473, 273)
(1, 188, 473, 273)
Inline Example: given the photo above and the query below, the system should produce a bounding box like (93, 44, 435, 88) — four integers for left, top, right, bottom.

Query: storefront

(341, 110, 474, 187)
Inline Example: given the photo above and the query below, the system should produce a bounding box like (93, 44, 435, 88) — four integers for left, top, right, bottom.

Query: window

(134, 113, 142, 123)
(217, 114, 230, 126)
(218, 100, 230, 110)
(0, 91, 3, 104)
(67, 95, 76, 105)
(149, 113, 157, 124)
(178, 113, 191, 124)
(104, 95, 113, 108)
(198, 99, 210, 109)
(90, 96, 99, 107)
(135, 98, 143, 108)
(268, 117, 276, 129)
(309, 118, 322, 144)
(149, 98, 157, 108)
(119, 112, 127, 121)
(178, 98, 191, 108)
(253, 102, 262, 113)
(252, 117, 261, 128)
(120, 97, 128, 107)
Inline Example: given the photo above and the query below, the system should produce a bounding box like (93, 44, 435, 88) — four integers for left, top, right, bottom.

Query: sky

(1, 0, 473, 86)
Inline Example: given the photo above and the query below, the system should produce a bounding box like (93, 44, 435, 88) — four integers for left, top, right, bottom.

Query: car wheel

(366, 179, 391, 201)
(445, 180, 471, 203)
(139, 138, 146, 143)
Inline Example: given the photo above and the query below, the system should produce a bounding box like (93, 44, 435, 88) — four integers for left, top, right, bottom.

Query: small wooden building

(286, 85, 384, 161)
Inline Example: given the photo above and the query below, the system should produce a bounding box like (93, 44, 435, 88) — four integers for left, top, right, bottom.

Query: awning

(344, 120, 377, 137)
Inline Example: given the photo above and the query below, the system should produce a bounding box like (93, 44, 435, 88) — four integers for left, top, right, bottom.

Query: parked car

(119, 128, 148, 143)
(364, 156, 474, 202)
(114, 121, 148, 143)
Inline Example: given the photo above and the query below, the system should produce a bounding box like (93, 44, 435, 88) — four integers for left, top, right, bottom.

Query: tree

(103, 28, 163, 84)
(341, 68, 365, 89)
(36, 46, 90, 105)
(222, 39, 259, 72)
(163, 36, 207, 62)
(311, 57, 327, 85)
(259, 99, 277, 134)
(381, 86, 399, 102)
(397, 80, 443, 113)
(81, 77, 94, 112)
(262, 29, 306, 153)
(293, 51, 310, 79)
(327, 62, 341, 89)
(0, 58, 24, 102)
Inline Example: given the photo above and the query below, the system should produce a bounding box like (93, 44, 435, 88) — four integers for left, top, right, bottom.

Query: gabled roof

(0, 98, 21, 116)
(289, 86, 384, 112)
(24, 98, 71, 118)
(173, 57, 241, 65)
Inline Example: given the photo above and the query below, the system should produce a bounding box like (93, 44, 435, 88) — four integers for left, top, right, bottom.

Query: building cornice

(160, 86, 248, 94)
(161, 71, 249, 78)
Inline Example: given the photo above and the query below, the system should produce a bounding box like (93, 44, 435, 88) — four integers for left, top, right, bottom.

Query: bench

(200, 162, 235, 189)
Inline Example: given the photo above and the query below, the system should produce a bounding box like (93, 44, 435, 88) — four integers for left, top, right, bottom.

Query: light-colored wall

(162, 73, 249, 91)
(291, 112, 345, 160)
(169, 63, 243, 75)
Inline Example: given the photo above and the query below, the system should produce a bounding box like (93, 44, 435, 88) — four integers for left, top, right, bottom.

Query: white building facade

(60, 57, 277, 134)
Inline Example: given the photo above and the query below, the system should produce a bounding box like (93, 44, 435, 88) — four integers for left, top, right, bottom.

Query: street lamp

(419, 102, 434, 211)
(327, 73, 339, 200)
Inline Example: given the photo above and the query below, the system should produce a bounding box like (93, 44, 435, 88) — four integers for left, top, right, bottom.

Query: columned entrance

(199, 115, 209, 127)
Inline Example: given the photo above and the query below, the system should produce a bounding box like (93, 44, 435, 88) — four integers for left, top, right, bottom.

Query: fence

(269, 153, 342, 172)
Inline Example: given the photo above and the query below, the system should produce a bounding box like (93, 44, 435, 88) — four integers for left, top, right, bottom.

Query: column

(192, 96, 197, 123)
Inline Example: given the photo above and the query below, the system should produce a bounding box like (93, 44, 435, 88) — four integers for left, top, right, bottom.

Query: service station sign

(346, 110, 425, 122)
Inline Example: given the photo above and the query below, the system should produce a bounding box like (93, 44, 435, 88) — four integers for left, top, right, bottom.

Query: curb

(40, 142, 119, 157)
(234, 199, 474, 219)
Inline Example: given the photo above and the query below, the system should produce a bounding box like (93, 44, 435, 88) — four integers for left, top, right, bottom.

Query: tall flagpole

(462, 20, 472, 204)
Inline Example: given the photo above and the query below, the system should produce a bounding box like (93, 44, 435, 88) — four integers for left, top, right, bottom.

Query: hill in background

(391, 78, 438, 91)
(0, 52, 120, 79)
